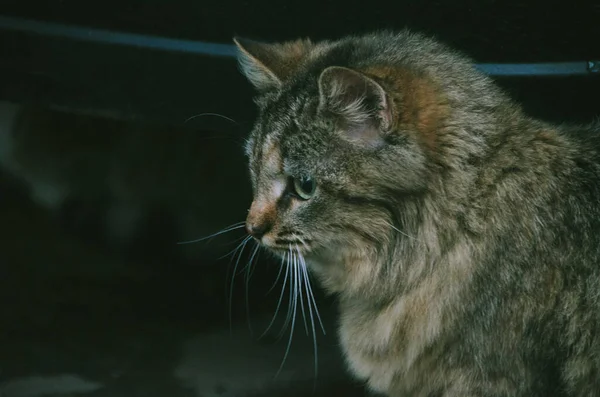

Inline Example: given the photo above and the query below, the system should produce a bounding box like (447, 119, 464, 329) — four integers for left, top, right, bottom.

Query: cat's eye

(292, 176, 316, 200)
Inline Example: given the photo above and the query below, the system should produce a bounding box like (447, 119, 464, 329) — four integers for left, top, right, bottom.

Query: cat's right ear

(318, 66, 393, 149)
(233, 37, 313, 92)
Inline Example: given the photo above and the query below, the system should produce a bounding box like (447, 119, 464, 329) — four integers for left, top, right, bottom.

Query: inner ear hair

(318, 66, 394, 148)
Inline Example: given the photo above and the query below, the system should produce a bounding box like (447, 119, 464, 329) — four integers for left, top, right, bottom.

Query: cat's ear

(233, 37, 313, 92)
(318, 66, 393, 148)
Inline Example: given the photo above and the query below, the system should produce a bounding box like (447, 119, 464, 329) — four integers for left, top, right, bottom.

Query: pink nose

(246, 200, 274, 240)
(246, 221, 269, 239)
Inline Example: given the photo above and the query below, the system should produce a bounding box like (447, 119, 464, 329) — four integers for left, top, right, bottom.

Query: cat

(233, 30, 600, 396)
(0, 102, 251, 264)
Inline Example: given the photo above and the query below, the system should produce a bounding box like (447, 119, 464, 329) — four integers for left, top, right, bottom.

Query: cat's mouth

(261, 236, 312, 256)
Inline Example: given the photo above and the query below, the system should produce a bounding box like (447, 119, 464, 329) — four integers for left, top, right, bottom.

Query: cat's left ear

(233, 37, 313, 92)
(318, 66, 393, 149)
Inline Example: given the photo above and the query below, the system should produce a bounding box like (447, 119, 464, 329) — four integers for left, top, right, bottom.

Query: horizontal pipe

(0, 15, 237, 58)
(477, 62, 591, 76)
(0, 15, 596, 77)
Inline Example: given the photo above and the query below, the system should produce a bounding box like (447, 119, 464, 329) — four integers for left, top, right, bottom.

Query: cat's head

(234, 31, 500, 293)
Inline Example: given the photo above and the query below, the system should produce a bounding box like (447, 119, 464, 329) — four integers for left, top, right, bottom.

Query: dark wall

(0, 0, 599, 126)
(2, 0, 599, 62)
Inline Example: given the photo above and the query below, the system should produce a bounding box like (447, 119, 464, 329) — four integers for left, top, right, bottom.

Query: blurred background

(0, 1, 599, 396)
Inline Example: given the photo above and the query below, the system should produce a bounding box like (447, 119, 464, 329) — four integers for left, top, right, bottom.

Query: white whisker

(299, 253, 326, 335)
(298, 248, 319, 390)
(184, 112, 239, 125)
(227, 236, 252, 334)
(177, 222, 246, 245)
(226, 236, 252, 280)
(243, 244, 260, 335)
(246, 246, 261, 281)
(295, 246, 309, 336)
(217, 235, 251, 260)
(292, 234, 310, 251)
(278, 246, 295, 339)
(384, 220, 420, 242)
(275, 245, 299, 379)
(266, 253, 287, 295)
(260, 252, 290, 339)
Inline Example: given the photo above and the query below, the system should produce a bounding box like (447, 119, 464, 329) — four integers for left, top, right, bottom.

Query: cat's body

(234, 30, 600, 396)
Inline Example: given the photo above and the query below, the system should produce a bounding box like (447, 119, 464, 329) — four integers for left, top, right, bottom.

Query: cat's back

(554, 121, 600, 204)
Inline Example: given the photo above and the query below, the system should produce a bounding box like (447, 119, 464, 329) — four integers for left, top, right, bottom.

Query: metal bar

(0, 15, 596, 77)
(0, 15, 237, 58)
(476, 62, 590, 76)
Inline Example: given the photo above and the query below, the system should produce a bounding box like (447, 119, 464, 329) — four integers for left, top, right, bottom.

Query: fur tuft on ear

(318, 66, 393, 148)
(233, 37, 313, 92)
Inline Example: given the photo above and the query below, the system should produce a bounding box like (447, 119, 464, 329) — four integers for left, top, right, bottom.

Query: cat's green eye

(292, 176, 316, 200)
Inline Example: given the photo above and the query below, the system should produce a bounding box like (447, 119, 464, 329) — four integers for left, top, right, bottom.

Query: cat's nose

(246, 221, 269, 239)
(246, 200, 274, 240)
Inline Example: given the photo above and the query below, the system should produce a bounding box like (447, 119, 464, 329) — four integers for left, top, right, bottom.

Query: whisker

(290, 233, 310, 251)
(299, 253, 326, 335)
(184, 112, 239, 125)
(275, 245, 299, 379)
(278, 246, 295, 339)
(295, 246, 309, 336)
(228, 235, 252, 335)
(260, 252, 290, 339)
(177, 222, 246, 245)
(224, 235, 251, 283)
(235, 242, 257, 277)
(298, 248, 319, 391)
(246, 246, 261, 281)
(217, 234, 252, 260)
(299, 238, 310, 251)
(243, 243, 260, 275)
(384, 221, 420, 242)
(266, 252, 287, 295)
(244, 244, 261, 336)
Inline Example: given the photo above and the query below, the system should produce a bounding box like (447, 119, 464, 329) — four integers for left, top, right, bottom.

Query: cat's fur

(234, 30, 600, 396)
(0, 102, 250, 263)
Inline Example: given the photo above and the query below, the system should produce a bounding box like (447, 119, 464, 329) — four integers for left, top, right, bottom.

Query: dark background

(1, 0, 598, 61)
(0, 0, 599, 126)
